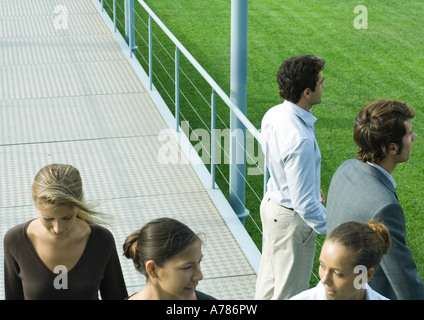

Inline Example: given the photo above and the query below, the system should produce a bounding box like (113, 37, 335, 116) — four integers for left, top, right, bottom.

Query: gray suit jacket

(326, 159, 424, 300)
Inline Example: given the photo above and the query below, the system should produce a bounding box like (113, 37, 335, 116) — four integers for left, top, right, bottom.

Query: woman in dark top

(3, 163, 128, 299)
(123, 217, 216, 300)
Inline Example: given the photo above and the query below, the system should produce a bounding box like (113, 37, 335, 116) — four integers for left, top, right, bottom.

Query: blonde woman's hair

(31, 163, 109, 225)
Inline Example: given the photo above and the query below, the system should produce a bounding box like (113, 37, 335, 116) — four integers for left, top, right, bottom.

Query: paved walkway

(0, 0, 259, 299)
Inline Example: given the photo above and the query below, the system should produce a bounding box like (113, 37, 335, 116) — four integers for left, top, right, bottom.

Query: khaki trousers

(255, 197, 317, 300)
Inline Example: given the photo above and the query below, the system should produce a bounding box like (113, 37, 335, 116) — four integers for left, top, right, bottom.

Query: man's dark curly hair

(276, 55, 325, 103)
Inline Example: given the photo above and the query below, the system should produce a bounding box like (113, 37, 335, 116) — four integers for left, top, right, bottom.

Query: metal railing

(98, 0, 326, 284)
(100, 0, 268, 228)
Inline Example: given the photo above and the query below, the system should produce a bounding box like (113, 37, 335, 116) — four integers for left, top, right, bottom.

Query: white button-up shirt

(261, 100, 326, 234)
(289, 281, 389, 300)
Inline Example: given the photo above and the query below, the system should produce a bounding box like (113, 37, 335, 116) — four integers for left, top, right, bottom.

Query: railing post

(211, 89, 216, 189)
(229, 0, 249, 225)
(263, 143, 269, 196)
(125, 0, 135, 57)
(175, 47, 180, 132)
(148, 15, 153, 90)
(113, 0, 117, 32)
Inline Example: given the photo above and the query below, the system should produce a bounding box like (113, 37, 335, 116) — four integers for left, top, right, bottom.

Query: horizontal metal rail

(102, 0, 268, 225)
(136, 0, 262, 145)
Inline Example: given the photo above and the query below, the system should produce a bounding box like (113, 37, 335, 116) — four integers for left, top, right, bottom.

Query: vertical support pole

(101, 0, 104, 11)
(175, 47, 180, 132)
(148, 15, 153, 91)
(230, 0, 249, 225)
(125, 0, 135, 57)
(211, 89, 216, 189)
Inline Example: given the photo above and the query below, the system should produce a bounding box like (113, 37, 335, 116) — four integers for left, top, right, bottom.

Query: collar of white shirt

(290, 281, 389, 300)
(366, 161, 396, 188)
(283, 100, 317, 128)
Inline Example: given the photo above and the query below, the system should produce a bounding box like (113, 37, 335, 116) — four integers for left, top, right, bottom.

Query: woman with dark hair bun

(290, 220, 391, 300)
(123, 217, 215, 300)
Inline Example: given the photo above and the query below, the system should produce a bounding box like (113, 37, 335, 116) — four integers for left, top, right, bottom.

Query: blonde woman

(3, 164, 128, 299)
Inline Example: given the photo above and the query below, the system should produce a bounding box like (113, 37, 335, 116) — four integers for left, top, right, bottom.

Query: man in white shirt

(255, 55, 327, 300)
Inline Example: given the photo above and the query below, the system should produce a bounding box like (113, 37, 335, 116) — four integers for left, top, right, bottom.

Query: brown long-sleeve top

(3, 220, 128, 300)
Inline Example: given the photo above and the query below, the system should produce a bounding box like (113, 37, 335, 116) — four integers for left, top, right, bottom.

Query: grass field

(103, 0, 424, 288)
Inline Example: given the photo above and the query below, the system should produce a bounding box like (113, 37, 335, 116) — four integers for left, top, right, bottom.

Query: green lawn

(102, 0, 424, 288)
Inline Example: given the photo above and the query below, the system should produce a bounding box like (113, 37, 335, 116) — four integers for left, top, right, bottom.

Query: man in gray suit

(326, 99, 424, 300)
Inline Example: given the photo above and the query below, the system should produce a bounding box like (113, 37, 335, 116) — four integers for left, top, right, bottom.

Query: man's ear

(388, 142, 399, 155)
(303, 87, 311, 99)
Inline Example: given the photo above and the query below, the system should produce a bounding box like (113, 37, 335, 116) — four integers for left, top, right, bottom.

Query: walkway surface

(0, 0, 259, 299)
